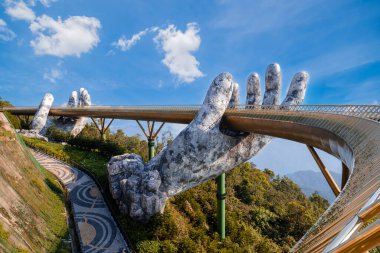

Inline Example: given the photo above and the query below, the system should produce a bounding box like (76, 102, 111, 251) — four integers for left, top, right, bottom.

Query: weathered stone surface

(263, 63, 281, 105)
(19, 93, 54, 140)
(32, 93, 54, 133)
(19, 129, 48, 141)
(70, 88, 91, 136)
(107, 63, 309, 221)
(68, 91, 78, 107)
(22, 88, 92, 138)
(46, 88, 91, 136)
(246, 73, 261, 105)
(107, 152, 167, 220)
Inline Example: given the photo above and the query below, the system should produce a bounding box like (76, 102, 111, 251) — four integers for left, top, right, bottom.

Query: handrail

(3, 104, 380, 252)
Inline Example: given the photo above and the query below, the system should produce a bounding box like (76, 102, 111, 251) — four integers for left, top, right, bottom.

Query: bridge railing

(2, 104, 380, 113)
(41, 104, 378, 120)
(2, 104, 379, 124)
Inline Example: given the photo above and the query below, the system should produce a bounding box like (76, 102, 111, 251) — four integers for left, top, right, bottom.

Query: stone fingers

(263, 63, 281, 106)
(79, 88, 91, 107)
(281, 71, 309, 106)
(246, 73, 261, 106)
(107, 153, 167, 221)
(69, 88, 91, 136)
(193, 72, 234, 130)
(68, 91, 78, 107)
(32, 93, 54, 133)
(79, 88, 85, 107)
(228, 82, 240, 108)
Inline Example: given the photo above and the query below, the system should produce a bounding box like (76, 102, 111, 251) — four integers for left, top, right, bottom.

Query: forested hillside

(124, 163, 329, 252)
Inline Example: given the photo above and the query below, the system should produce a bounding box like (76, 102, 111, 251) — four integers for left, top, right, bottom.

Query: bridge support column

(307, 145, 341, 197)
(136, 120, 165, 160)
(148, 138, 155, 160)
(91, 117, 114, 141)
(216, 173, 226, 240)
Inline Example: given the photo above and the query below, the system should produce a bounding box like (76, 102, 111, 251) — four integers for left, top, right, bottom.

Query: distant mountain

(286, 170, 342, 203)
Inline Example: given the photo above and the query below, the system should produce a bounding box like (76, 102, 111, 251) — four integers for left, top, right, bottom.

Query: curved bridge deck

(3, 104, 380, 252)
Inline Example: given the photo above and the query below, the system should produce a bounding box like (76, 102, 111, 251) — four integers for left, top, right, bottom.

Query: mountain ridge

(286, 170, 341, 203)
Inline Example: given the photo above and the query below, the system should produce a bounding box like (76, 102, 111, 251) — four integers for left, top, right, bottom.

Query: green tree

(0, 97, 21, 129)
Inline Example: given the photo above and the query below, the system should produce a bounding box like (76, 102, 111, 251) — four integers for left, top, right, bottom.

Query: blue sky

(1, 0, 379, 175)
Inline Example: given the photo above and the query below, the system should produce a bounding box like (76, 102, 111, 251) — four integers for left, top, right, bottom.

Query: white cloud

(5, 0, 36, 22)
(112, 23, 203, 83)
(30, 15, 101, 57)
(0, 19, 16, 41)
(106, 49, 115, 56)
(29, 0, 58, 7)
(157, 80, 163, 89)
(113, 27, 158, 51)
(43, 68, 63, 83)
(154, 23, 203, 83)
(113, 28, 149, 51)
(39, 0, 58, 7)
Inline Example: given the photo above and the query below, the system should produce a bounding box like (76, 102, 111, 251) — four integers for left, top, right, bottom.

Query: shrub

(31, 178, 45, 192)
(159, 240, 177, 253)
(0, 224, 9, 241)
(137, 240, 160, 253)
(11, 248, 30, 253)
(178, 238, 198, 253)
(46, 126, 71, 143)
(45, 126, 126, 156)
(68, 136, 125, 156)
(153, 210, 181, 240)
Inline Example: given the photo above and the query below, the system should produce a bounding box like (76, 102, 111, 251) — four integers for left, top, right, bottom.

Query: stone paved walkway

(31, 150, 130, 253)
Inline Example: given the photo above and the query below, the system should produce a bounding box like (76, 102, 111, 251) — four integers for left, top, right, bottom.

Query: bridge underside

(3, 105, 380, 252)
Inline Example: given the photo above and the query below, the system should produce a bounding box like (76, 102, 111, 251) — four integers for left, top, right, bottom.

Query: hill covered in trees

(22, 121, 329, 252)
(125, 163, 329, 252)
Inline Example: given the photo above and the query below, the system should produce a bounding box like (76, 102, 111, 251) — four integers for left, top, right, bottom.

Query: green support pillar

(148, 138, 155, 160)
(217, 173, 226, 240)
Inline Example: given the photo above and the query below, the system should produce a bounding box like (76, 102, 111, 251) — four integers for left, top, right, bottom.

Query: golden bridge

(2, 104, 380, 252)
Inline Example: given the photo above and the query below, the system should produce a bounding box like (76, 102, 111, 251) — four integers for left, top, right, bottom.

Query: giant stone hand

(107, 63, 309, 221)
(44, 88, 91, 136)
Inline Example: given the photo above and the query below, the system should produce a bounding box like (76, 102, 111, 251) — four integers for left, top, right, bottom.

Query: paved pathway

(31, 150, 129, 253)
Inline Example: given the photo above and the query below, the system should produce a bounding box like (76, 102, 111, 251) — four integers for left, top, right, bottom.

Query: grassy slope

(24, 136, 329, 253)
(0, 116, 70, 252)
